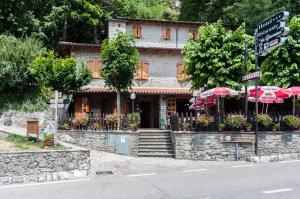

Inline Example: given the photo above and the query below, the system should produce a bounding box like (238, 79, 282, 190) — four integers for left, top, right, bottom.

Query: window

(177, 61, 185, 81)
(132, 26, 142, 38)
(135, 61, 149, 80)
(87, 59, 102, 78)
(82, 97, 89, 113)
(189, 29, 198, 41)
(162, 27, 171, 40)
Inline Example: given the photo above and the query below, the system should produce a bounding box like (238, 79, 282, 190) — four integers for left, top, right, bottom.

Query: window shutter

(190, 29, 198, 41)
(132, 26, 138, 37)
(177, 62, 184, 81)
(87, 60, 95, 74)
(137, 26, 142, 38)
(142, 61, 149, 80)
(135, 61, 142, 80)
(94, 59, 102, 78)
(166, 27, 171, 40)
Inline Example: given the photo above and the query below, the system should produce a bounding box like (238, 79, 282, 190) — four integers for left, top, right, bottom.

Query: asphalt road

(1, 160, 300, 199)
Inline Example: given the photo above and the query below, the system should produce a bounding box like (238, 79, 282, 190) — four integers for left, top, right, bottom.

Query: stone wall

(258, 131, 300, 155)
(58, 130, 139, 156)
(171, 132, 255, 161)
(0, 150, 90, 185)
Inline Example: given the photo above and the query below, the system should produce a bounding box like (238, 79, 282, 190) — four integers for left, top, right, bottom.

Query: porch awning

(79, 86, 191, 95)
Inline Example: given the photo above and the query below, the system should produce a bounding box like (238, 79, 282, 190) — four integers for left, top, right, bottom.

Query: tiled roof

(59, 41, 100, 48)
(79, 86, 191, 95)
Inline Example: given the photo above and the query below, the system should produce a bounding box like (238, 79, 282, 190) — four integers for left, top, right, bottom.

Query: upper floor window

(132, 26, 142, 38)
(177, 61, 186, 81)
(162, 27, 171, 40)
(189, 29, 198, 41)
(135, 60, 149, 80)
(87, 59, 102, 79)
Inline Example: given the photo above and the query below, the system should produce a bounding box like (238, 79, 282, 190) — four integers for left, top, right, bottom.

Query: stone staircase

(137, 130, 175, 158)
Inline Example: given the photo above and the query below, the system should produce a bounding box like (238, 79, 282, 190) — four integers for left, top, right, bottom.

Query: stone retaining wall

(258, 131, 300, 155)
(58, 130, 138, 156)
(0, 150, 90, 185)
(171, 132, 255, 161)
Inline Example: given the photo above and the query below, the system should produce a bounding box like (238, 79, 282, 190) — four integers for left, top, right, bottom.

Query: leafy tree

(260, 16, 300, 88)
(100, 32, 139, 129)
(0, 35, 45, 94)
(29, 51, 92, 94)
(183, 21, 254, 90)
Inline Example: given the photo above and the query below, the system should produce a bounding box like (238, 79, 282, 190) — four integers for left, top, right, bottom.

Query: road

(1, 160, 300, 199)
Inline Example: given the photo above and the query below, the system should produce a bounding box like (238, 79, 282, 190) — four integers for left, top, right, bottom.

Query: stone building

(59, 18, 210, 128)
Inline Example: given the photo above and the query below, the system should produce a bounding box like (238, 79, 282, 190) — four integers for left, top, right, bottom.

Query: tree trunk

(117, 91, 121, 130)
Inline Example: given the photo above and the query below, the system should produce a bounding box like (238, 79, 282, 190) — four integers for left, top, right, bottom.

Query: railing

(58, 113, 135, 131)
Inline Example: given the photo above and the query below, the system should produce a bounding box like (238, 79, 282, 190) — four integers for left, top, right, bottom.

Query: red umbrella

(189, 96, 216, 110)
(284, 86, 300, 115)
(249, 86, 289, 100)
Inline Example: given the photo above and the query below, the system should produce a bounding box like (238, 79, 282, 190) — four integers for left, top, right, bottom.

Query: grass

(5, 134, 64, 150)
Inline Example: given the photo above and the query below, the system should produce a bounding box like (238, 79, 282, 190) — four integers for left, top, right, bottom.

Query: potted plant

(105, 113, 118, 130)
(93, 122, 101, 131)
(273, 123, 280, 132)
(218, 123, 225, 132)
(43, 133, 54, 147)
(256, 114, 273, 131)
(225, 114, 246, 131)
(196, 115, 214, 130)
(126, 113, 141, 131)
(283, 115, 300, 130)
(245, 123, 252, 132)
(182, 122, 191, 131)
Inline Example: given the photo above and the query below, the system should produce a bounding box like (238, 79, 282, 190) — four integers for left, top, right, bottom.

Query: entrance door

(140, 101, 151, 128)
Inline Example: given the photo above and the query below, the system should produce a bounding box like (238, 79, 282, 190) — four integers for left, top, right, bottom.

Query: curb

(246, 153, 300, 163)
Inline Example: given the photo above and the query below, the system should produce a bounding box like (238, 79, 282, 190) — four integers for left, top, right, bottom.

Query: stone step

(138, 133, 171, 136)
(138, 153, 175, 158)
(138, 145, 173, 150)
(139, 138, 170, 141)
(138, 142, 172, 145)
(139, 135, 170, 139)
(138, 149, 174, 153)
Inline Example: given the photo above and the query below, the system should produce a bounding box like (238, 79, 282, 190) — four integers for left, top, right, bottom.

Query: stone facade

(58, 130, 139, 156)
(0, 150, 90, 185)
(171, 132, 255, 161)
(258, 131, 300, 155)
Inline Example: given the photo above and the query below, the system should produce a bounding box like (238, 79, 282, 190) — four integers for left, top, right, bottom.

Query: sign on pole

(242, 71, 262, 81)
(256, 11, 290, 56)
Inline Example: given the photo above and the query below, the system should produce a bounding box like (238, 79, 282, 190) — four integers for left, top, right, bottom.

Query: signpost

(252, 11, 290, 155)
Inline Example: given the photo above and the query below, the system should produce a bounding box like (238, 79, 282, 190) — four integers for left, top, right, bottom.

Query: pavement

(1, 156, 300, 199)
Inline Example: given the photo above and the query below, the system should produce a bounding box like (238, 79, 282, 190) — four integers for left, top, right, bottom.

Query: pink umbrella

(248, 97, 284, 114)
(199, 87, 239, 122)
(189, 96, 216, 110)
(284, 87, 300, 115)
(249, 86, 289, 100)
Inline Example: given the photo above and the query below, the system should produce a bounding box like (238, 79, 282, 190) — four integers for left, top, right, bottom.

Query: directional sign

(242, 71, 262, 81)
(50, 104, 64, 109)
(256, 11, 289, 56)
(257, 11, 289, 32)
(50, 99, 64, 104)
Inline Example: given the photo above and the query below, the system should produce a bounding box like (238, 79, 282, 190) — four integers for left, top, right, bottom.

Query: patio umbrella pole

(262, 103, 264, 114)
(266, 103, 269, 114)
(293, 95, 295, 116)
(218, 96, 220, 124)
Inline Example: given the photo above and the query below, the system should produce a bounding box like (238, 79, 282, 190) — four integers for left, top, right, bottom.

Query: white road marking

(278, 160, 300, 164)
(183, 169, 208, 173)
(262, 188, 293, 194)
(0, 178, 90, 189)
(127, 173, 157, 177)
(232, 164, 254, 168)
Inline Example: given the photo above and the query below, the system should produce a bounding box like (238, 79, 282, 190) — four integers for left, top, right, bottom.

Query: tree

(0, 35, 45, 94)
(260, 16, 300, 88)
(29, 51, 92, 94)
(100, 32, 139, 129)
(183, 21, 254, 91)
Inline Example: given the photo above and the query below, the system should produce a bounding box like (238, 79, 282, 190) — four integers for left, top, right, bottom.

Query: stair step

(138, 153, 175, 158)
(138, 146, 173, 149)
(138, 142, 172, 145)
(139, 135, 170, 138)
(138, 149, 174, 153)
(139, 138, 170, 141)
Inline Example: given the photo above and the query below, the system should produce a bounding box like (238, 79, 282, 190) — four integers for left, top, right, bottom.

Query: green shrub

(225, 115, 246, 130)
(256, 114, 273, 127)
(43, 133, 54, 141)
(196, 115, 214, 127)
(182, 122, 191, 130)
(283, 115, 300, 130)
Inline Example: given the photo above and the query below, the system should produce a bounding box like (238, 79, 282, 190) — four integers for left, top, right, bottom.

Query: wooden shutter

(87, 59, 102, 79)
(177, 62, 184, 80)
(137, 26, 142, 38)
(162, 27, 171, 40)
(133, 26, 142, 38)
(190, 29, 198, 41)
(135, 61, 142, 80)
(142, 61, 149, 80)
